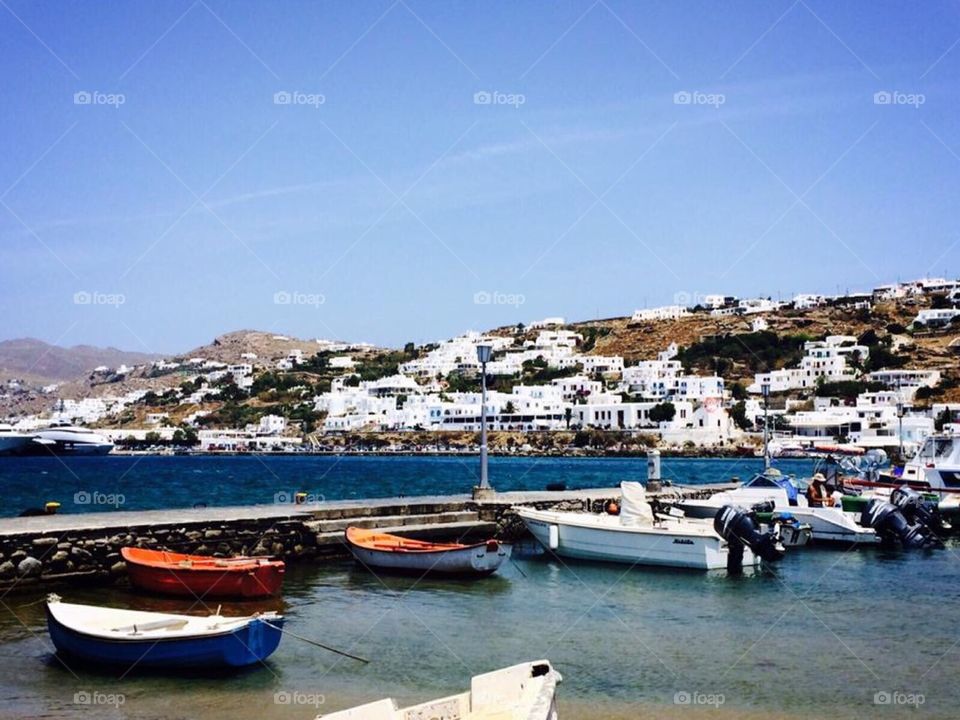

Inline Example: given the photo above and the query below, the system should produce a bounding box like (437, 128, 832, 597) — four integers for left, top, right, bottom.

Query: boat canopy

(745, 469, 801, 503)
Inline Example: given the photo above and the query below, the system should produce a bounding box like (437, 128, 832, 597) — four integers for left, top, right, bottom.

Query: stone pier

(0, 484, 735, 592)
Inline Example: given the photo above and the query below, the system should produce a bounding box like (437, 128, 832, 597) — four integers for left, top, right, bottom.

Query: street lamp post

(761, 382, 771, 469)
(476, 344, 493, 496)
(896, 400, 904, 459)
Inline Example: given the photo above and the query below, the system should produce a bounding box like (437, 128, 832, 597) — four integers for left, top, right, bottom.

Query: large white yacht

(29, 424, 114, 455)
(0, 424, 38, 455)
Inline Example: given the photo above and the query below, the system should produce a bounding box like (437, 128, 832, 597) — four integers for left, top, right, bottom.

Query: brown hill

(0, 338, 161, 384)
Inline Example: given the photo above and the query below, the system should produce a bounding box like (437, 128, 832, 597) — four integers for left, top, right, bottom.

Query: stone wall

(0, 517, 326, 592)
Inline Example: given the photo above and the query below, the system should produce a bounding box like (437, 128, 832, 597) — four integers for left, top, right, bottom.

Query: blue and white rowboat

(45, 594, 283, 669)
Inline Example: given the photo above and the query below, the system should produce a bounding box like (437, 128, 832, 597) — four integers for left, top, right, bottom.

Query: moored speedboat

(121, 547, 285, 598)
(45, 594, 283, 669)
(319, 659, 561, 720)
(515, 482, 783, 571)
(345, 527, 510, 577)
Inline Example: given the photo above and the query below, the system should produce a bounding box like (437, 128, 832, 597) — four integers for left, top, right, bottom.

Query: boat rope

(261, 621, 369, 664)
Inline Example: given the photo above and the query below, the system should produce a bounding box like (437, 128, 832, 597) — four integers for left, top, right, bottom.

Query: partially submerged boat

(319, 659, 561, 720)
(515, 482, 784, 571)
(121, 547, 285, 598)
(345, 527, 510, 577)
(45, 594, 283, 669)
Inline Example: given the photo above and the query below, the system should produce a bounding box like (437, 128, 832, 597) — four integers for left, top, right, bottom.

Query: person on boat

(806, 474, 835, 507)
(605, 500, 620, 515)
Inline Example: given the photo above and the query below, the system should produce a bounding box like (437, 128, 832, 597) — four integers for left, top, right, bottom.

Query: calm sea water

(0, 454, 813, 517)
(1, 456, 956, 719)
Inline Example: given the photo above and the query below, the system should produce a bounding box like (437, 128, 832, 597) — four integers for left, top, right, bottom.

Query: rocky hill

(0, 339, 160, 384)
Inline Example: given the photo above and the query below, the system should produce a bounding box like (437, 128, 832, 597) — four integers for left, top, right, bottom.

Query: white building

(748, 336, 868, 393)
(792, 294, 826, 310)
(867, 369, 941, 399)
(529, 317, 565, 329)
(631, 305, 689, 322)
(913, 308, 960, 328)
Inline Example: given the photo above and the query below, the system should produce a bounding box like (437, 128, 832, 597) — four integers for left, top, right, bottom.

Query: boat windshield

(918, 437, 957, 463)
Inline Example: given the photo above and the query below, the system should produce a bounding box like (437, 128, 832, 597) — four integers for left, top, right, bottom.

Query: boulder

(17, 557, 42, 577)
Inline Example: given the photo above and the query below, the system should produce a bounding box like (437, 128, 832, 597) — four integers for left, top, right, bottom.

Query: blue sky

(1, 1, 958, 354)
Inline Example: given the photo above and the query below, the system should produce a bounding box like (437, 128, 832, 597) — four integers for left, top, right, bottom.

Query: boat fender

(547, 524, 559, 550)
(714, 505, 785, 566)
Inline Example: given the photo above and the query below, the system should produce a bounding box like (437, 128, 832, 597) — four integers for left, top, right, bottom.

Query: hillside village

(3, 277, 960, 456)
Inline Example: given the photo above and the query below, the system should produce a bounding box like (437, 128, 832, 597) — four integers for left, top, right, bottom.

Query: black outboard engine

(860, 498, 943, 549)
(890, 485, 947, 533)
(715, 505, 785, 573)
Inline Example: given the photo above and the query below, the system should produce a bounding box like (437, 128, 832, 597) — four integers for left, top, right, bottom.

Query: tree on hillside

(730, 401, 752, 430)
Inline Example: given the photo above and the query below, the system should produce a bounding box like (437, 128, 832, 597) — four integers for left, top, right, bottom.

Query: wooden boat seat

(110, 618, 191, 634)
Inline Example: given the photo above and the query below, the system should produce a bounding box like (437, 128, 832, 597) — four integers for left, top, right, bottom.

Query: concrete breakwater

(0, 485, 733, 592)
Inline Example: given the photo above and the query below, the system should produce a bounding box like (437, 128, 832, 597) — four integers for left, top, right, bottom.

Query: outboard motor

(890, 485, 947, 533)
(860, 498, 943, 549)
(715, 505, 785, 573)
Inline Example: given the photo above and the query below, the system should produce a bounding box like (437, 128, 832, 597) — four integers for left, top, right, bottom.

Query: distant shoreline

(103, 447, 760, 459)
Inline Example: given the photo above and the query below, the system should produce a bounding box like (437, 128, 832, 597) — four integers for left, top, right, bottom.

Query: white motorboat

(0, 424, 37, 455)
(27, 424, 113, 455)
(318, 659, 561, 720)
(676, 469, 879, 545)
(515, 482, 782, 571)
(864, 434, 960, 514)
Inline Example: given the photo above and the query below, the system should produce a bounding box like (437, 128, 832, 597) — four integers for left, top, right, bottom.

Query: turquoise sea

(1, 456, 957, 719)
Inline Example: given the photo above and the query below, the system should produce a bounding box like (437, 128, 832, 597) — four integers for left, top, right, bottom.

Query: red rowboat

(121, 547, 285, 599)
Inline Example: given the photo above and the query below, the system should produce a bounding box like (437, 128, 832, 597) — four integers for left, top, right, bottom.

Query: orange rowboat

(345, 527, 510, 577)
(121, 547, 285, 599)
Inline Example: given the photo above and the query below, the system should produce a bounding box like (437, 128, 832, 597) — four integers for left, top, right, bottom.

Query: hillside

(4, 295, 960, 426)
(0, 339, 161, 384)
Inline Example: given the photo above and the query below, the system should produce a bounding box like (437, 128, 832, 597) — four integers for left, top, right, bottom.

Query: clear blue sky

(2, 1, 958, 354)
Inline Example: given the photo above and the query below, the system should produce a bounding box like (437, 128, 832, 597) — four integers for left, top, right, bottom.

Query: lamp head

(476, 344, 492, 364)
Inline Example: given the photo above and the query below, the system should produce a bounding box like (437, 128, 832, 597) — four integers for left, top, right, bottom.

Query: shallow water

(2, 539, 958, 719)
(0, 454, 811, 517)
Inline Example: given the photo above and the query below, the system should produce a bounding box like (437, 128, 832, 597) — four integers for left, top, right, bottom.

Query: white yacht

(0, 424, 37, 455)
(29, 424, 113, 455)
